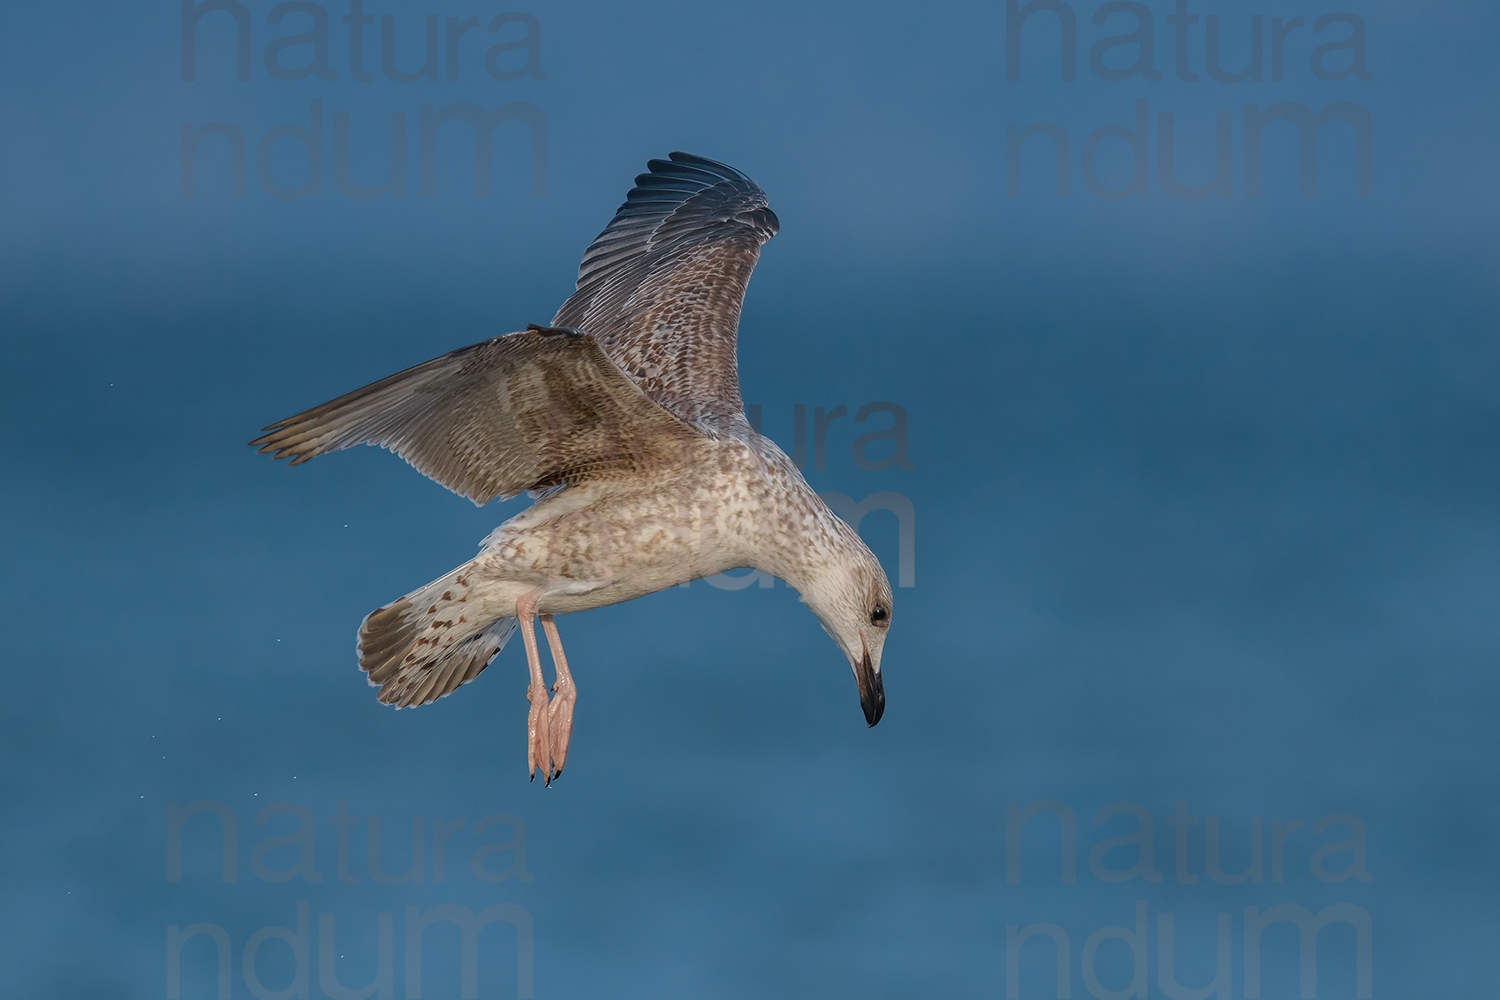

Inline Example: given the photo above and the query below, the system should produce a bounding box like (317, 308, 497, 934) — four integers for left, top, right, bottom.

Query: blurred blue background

(2, 1, 1496, 996)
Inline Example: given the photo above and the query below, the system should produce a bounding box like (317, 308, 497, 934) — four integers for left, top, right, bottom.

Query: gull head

(802, 538, 893, 727)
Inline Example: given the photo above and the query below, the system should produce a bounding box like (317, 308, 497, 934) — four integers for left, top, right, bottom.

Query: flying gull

(252, 152, 893, 783)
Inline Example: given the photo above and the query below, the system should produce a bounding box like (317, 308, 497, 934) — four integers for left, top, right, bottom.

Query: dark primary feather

(250, 327, 702, 505)
(552, 151, 779, 440)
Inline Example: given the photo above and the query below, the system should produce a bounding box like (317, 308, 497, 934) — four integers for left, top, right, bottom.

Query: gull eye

(869, 605, 889, 626)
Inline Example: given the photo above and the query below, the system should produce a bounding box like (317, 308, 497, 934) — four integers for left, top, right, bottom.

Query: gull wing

(552, 151, 779, 440)
(250, 326, 702, 505)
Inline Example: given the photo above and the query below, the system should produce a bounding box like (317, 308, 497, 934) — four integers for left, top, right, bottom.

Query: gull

(252, 152, 893, 783)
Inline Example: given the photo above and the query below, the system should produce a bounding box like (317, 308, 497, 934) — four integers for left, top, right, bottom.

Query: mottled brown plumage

(252, 152, 892, 784)
(553, 152, 778, 439)
(252, 325, 701, 505)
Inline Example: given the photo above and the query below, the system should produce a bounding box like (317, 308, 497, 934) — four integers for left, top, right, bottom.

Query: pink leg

(516, 589, 552, 783)
(540, 614, 576, 782)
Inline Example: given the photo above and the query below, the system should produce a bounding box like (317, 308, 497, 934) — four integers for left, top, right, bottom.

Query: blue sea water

(2, 1, 1496, 996)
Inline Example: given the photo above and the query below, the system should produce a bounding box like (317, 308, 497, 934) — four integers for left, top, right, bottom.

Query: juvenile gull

(253, 152, 893, 783)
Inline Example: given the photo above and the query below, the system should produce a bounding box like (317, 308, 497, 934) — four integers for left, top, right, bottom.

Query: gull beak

(854, 632, 884, 728)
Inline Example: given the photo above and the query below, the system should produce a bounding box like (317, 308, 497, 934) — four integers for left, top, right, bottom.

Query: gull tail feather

(358, 560, 516, 708)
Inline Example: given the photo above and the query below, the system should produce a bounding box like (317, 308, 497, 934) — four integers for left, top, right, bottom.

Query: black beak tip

(856, 652, 885, 728)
